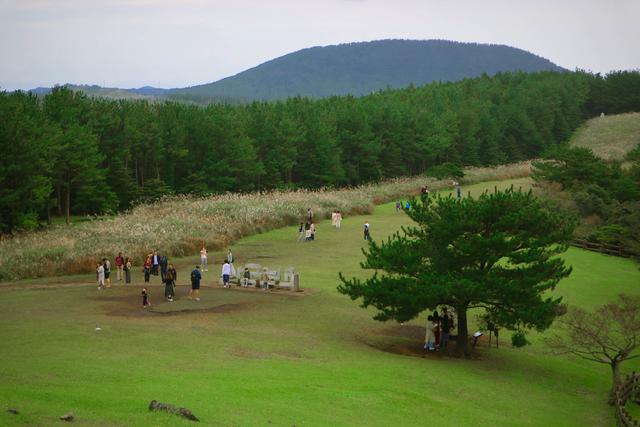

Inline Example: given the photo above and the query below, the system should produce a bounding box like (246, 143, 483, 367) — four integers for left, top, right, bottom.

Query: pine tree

(339, 188, 574, 356)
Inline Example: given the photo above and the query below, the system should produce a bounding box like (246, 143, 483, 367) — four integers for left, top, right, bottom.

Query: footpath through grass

(1, 178, 638, 426)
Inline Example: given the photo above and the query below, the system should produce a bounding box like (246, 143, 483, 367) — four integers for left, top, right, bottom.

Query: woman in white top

(200, 247, 208, 271)
(97, 263, 105, 290)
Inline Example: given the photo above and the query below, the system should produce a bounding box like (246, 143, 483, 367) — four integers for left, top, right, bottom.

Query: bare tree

(547, 294, 640, 404)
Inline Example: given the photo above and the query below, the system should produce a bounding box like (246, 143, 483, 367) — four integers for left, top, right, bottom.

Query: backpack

(191, 270, 198, 282)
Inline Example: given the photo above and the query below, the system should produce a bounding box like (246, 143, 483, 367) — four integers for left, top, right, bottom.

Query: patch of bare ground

(89, 291, 249, 318)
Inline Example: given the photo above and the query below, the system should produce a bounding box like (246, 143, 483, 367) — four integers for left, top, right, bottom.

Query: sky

(1, 0, 639, 91)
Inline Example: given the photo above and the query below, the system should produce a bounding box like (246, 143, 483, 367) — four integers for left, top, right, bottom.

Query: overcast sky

(1, 0, 639, 90)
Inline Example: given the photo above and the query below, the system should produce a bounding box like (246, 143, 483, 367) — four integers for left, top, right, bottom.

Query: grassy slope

(569, 112, 640, 160)
(0, 178, 638, 426)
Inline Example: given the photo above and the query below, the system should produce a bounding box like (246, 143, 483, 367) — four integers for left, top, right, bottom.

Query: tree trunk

(134, 155, 139, 186)
(608, 360, 621, 406)
(65, 185, 70, 225)
(56, 184, 62, 216)
(456, 305, 470, 357)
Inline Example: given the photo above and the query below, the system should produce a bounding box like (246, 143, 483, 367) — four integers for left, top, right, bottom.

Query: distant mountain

(22, 39, 565, 103)
(168, 39, 566, 101)
(24, 84, 159, 100)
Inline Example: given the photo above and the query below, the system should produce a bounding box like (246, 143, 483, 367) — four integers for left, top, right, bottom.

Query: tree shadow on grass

(361, 324, 486, 360)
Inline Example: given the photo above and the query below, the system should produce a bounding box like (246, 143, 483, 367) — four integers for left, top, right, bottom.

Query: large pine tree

(339, 188, 575, 356)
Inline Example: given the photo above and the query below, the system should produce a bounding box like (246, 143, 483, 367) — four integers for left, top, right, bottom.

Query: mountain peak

(169, 39, 564, 101)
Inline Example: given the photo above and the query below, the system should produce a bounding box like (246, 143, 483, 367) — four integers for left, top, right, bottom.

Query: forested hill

(169, 39, 565, 101)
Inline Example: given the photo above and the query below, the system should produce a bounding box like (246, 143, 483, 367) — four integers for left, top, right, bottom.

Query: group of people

(96, 252, 133, 289)
(297, 208, 317, 242)
(140, 251, 176, 301)
(298, 221, 316, 242)
(424, 307, 456, 351)
(297, 208, 347, 242)
(97, 247, 234, 306)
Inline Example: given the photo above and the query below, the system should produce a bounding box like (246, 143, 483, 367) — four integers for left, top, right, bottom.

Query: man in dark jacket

(441, 307, 452, 348)
(188, 265, 201, 301)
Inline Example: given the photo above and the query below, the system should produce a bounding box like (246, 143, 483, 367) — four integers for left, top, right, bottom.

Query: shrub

(511, 331, 530, 348)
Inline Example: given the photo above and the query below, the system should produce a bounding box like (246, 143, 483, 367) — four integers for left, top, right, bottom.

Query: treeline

(1, 70, 640, 232)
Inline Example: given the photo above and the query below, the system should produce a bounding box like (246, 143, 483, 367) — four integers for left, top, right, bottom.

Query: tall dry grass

(0, 162, 532, 281)
(570, 112, 640, 161)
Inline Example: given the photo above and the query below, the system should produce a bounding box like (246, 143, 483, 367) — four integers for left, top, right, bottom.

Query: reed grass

(0, 162, 532, 281)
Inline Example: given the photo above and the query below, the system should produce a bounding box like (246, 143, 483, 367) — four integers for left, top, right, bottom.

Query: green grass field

(1, 178, 638, 426)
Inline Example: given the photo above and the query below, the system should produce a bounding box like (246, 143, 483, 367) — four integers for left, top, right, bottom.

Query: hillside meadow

(0, 177, 638, 426)
(0, 162, 532, 282)
(569, 112, 640, 161)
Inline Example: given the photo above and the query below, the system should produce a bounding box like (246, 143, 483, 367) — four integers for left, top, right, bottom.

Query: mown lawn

(1, 178, 638, 426)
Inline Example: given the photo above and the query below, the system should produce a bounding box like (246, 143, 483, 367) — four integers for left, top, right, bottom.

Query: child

(142, 288, 150, 308)
(364, 221, 370, 241)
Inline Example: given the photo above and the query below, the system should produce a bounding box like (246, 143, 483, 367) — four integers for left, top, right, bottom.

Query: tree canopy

(2, 70, 640, 232)
(338, 188, 575, 356)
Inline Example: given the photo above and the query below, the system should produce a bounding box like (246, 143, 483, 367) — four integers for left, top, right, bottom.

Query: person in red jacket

(115, 252, 124, 281)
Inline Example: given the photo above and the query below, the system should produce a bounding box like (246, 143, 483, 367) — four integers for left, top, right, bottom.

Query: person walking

(103, 258, 111, 288)
(200, 246, 208, 271)
(364, 221, 371, 241)
(221, 259, 232, 288)
(424, 315, 437, 351)
(188, 265, 201, 301)
(454, 181, 462, 200)
(124, 257, 132, 284)
(164, 263, 177, 302)
(97, 262, 105, 290)
(115, 252, 124, 281)
(297, 223, 306, 242)
(336, 211, 342, 228)
(306, 208, 313, 224)
(395, 201, 401, 212)
(331, 211, 337, 227)
(309, 222, 316, 241)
